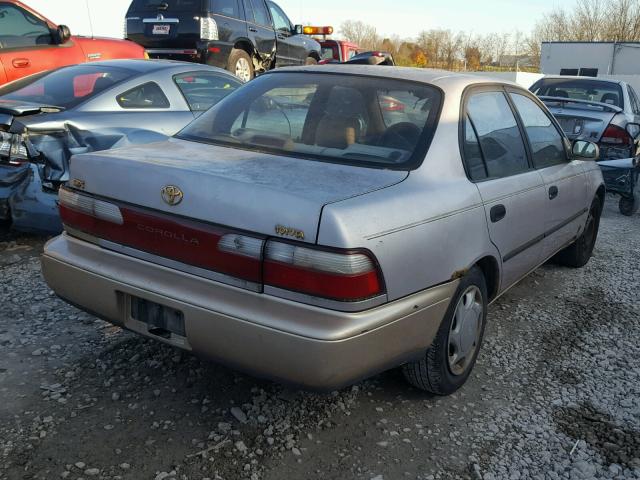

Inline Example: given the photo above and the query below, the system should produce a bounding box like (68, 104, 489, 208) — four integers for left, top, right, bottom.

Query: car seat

(600, 93, 619, 106)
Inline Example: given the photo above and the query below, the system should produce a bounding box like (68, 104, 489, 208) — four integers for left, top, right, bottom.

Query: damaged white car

(0, 59, 241, 233)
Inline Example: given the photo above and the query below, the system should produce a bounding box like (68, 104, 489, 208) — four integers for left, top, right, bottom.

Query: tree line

(339, 0, 640, 71)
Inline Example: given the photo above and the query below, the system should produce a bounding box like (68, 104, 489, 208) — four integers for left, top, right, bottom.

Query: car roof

(66, 59, 225, 75)
(265, 65, 523, 90)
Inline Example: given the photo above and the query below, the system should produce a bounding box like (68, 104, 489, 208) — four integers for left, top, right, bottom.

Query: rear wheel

(619, 195, 639, 216)
(228, 49, 254, 82)
(402, 267, 488, 395)
(305, 56, 318, 66)
(555, 198, 601, 268)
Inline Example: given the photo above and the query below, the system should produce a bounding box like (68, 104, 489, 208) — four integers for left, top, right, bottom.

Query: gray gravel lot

(0, 197, 638, 480)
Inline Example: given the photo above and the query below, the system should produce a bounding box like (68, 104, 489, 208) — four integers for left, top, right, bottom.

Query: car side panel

(318, 174, 496, 302)
(0, 42, 85, 84)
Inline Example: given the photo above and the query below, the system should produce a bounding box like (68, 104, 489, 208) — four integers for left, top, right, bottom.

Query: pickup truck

(319, 39, 360, 63)
(0, 0, 146, 86)
(125, 0, 322, 81)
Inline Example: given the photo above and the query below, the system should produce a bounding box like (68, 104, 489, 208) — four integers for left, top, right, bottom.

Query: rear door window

(464, 91, 530, 179)
(0, 3, 52, 49)
(212, 0, 240, 18)
(249, 0, 271, 26)
(174, 72, 240, 111)
(117, 82, 170, 109)
(510, 93, 567, 169)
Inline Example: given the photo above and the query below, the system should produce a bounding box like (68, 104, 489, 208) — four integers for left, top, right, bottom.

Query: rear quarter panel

(318, 82, 500, 301)
(74, 37, 146, 62)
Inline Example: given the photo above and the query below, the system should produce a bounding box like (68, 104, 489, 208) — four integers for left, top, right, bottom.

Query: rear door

(509, 90, 589, 260)
(462, 88, 547, 291)
(125, 0, 204, 50)
(0, 2, 84, 83)
(243, 0, 276, 64)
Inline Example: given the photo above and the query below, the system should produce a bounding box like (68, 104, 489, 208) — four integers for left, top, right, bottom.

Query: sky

(27, 0, 568, 41)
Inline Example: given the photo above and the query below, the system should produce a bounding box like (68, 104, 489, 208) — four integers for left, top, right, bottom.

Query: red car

(0, 0, 146, 85)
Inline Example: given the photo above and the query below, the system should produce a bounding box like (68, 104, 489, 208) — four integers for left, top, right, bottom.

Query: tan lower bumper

(41, 234, 456, 390)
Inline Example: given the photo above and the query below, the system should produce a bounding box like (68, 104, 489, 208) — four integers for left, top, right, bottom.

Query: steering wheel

(379, 122, 422, 150)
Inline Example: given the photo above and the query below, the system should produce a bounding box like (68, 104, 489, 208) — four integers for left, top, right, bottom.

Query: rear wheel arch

(233, 39, 255, 58)
(474, 256, 500, 302)
(595, 184, 606, 210)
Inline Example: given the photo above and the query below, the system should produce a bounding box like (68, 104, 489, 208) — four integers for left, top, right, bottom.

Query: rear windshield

(0, 65, 134, 109)
(128, 0, 204, 12)
(177, 72, 442, 169)
(531, 78, 624, 108)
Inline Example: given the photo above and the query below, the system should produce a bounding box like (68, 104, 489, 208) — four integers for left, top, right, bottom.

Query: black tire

(555, 198, 602, 268)
(305, 56, 318, 66)
(227, 49, 254, 82)
(402, 267, 488, 395)
(619, 195, 639, 216)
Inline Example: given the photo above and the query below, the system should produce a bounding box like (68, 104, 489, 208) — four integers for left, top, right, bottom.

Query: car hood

(69, 138, 409, 243)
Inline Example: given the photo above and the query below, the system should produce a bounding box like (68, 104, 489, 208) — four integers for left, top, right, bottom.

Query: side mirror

(572, 140, 599, 161)
(294, 24, 303, 35)
(627, 122, 640, 139)
(56, 25, 71, 44)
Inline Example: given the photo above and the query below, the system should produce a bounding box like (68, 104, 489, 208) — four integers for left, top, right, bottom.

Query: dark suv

(125, 0, 321, 81)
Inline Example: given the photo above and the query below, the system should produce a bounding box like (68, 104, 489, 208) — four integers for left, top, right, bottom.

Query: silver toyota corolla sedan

(41, 66, 605, 395)
(0, 59, 241, 233)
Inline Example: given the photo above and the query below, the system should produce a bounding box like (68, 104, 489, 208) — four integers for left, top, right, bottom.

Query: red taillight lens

(59, 188, 263, 283)
(601, 124, 633, 145)
(263, 241, 383, 302)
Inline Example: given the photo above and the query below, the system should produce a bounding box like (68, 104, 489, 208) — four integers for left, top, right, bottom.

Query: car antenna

(85, 0, 95, 39)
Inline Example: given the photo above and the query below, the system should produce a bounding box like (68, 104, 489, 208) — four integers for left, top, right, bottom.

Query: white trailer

(541, 42, 640, 76)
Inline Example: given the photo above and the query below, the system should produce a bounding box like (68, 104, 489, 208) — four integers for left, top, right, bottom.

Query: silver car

(41, 66, 605, 394)
(0, 59, 241, 233)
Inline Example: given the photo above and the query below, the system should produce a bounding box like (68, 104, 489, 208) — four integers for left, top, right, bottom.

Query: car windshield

(531, 78, 624, 108)
(0, 65, 135, 109)
(177, 72, 442, 168)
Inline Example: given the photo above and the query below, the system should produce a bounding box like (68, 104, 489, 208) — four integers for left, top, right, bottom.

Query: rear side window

(628, 86, 640, 115)
(0, 3, 52, 49)
(249, 0, 271, 26)
(174, 72, 240, 111)
(463, 115, 488, 181)
(464, 91, 529, 180)
(510, 93, 566, 169)
(212, 0, 240, 18)
(117, 82, 170, 109)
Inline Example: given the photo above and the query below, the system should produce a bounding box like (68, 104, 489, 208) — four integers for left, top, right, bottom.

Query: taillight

(200, 17, 219, 41)
(59, 188, 263, 283)
(0, 132, 29, 166)
(59, 188, 123, 224)
(264, 241, 383, 302)
(601, 124, 633, 145)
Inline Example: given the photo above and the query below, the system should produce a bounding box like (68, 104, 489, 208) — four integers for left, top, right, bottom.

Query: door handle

(549, 186, 559, 200)
(12, 58, 30, 68)
(490, 204, 507, 223)
(249, 27, 258, 33)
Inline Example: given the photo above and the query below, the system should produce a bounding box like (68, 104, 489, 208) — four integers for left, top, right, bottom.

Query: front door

(0, 2, 84, 83)
(462, 89, 548, 291)
(266, 1, 296, 65)
(508, 90, 589, 259)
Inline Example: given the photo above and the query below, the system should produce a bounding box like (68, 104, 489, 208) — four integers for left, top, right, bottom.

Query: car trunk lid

(539, 97, 619, 141)
(67, 138, 408, 243)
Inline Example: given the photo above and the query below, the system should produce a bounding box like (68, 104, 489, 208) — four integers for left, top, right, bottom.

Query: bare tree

(339, 20, 380, 50)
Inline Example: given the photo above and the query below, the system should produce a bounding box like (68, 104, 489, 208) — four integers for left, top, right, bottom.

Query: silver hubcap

(448, 286, 483, 376)
(235, 57, 251, 82)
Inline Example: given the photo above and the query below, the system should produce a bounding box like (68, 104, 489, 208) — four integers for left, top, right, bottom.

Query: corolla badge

(161, 185, 184, 206)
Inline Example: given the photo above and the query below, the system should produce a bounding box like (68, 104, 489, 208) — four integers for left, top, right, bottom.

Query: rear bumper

(145, 42, 230, 69)
(41, 234, 456, 390)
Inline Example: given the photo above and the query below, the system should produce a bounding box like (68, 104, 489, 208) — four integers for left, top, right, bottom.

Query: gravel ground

(0, 197, 638, 480)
